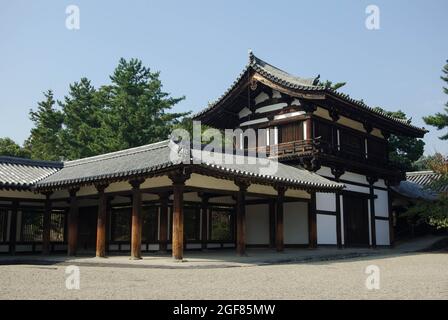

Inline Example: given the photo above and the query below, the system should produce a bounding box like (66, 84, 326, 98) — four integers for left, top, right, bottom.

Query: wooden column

(169, 172, 189, 260)
(335, 192, 342, 249)
(308, 191, 317, 248)
(387, 186, 395, 247)
(332, 167, 344, 249)
(130, 179, 144, 260)
(95, 183, 109, 258)
(158, 193, 169, 253)
(367, 177, 378, 248)
(235, 179, 249, 256)
(67, 188, 80, 256)
(42, 192, 52, 255)
(200, 194, 209, 250)
(9, 201, 18, 255)
(268, 200, 276, 248)
(275, 186, 286, 252)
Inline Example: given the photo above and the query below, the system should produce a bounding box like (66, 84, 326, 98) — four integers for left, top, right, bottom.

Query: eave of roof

(193, 51, 427, 136)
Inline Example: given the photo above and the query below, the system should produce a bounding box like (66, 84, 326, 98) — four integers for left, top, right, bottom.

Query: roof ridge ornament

(248, 49, 255, 65)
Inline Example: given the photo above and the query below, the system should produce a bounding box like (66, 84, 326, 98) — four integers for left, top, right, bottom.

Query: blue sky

(0, 0, 447, 155)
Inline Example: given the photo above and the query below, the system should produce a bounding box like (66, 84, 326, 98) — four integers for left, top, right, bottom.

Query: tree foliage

(317, 79, 346, 91)
(23, 58, 188, 161)
(0, 137, 31, 158)
(373, 107, 425, 171)
(423, 60, 448, 140)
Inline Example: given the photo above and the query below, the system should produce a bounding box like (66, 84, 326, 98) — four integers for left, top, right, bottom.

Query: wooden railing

(246, 138, 389, 166)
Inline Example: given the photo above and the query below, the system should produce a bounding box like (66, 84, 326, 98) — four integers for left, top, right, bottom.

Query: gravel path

(0, 252, 447, 299)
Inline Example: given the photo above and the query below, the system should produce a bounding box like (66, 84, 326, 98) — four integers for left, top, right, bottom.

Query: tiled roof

(34, 140, 343, 191)
(0, 157, 62, 190)
(193, 51, 427, 134)
(406, 171, 448, 192)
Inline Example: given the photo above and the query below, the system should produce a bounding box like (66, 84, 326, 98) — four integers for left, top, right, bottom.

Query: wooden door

(343, 194, 369, 247)
(78, 206, 98, 251)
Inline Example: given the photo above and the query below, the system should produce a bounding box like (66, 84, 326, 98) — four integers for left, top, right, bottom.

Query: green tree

(103, 58, 188, 150)
(373, 107, 425, 171)
(423, 60, 448, 140)
(59, 78, 104, 159)
(0, 138, 30, 158)
(26, 90, 64, 161)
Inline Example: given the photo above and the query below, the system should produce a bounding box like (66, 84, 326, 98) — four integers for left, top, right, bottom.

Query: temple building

(0, 52, 427, 259)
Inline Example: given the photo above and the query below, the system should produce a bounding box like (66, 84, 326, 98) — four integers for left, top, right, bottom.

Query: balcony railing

(247, 138, 389, 167)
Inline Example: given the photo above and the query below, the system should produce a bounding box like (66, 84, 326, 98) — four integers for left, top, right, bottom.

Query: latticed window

(111, 207, 131, 241)
(0, 208, 9, 242)
(340, 130, 363, 155)
(315, 121, 334, 145)
(184, 206, 200, 241)
(210, 209, 233, 241)
(21, 209, 43, 242)
(279, 122, 304, 143)
(142, 205, 158, 242)
(50, 210, 65, 242)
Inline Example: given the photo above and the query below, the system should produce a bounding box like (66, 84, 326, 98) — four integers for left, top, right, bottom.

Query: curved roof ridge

(65, 140, 170, 168)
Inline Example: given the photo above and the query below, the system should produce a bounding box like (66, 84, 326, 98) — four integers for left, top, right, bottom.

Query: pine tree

(0, 138, 31, 158)
(26, 90, 63, 161)
(423, 60, 448, 140)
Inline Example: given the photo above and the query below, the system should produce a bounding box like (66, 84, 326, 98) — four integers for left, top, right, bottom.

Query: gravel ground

(0, 252, 447, 300)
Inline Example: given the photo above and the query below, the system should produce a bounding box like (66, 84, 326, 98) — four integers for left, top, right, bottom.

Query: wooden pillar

(387, 186, 395, 247)
(305, 115, 314, 141)
(275, 186, 286, 252)
(95, 183, 109, 258)
(130, 179, 144, 260)
(335, 192, 342, 249)
(268, 200, 276, 248)
(200, 194, 209, 250)
(67, 188, 80, 256)
(367, 177, 378, 248)
(9, 201, 18, 255)
(42, 192, 52, 255)
(235, 179, 249, 256)
(158, 193, 169, 253)
(308, 191, 317, 248)
(169, 172, 189, 260)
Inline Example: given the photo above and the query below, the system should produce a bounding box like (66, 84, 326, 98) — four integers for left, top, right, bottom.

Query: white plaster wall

(246, 204, 269, 245)
(317, 214, 337, 245)
(374, 189, 389, 218)
(316, 192, 336, 211)
(344, 183, 370, 194)
(284, 202, 308, 244)
(375, 220, 390, 245)
(374, 179, 387, 189)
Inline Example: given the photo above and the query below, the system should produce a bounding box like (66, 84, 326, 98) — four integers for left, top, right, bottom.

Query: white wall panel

(375, 220, 390, 245)
(374, 189, 389, 218)
(284, 202, 308, 244)
(316, 192, 336, 211)
(317, 214, 337, 244)
(246, 204, 269, 245)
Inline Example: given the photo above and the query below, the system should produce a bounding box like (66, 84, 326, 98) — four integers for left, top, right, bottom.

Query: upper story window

(314, 121, 334, 145)
(340, 130, 364, 155)
(278, 121, 303, 143)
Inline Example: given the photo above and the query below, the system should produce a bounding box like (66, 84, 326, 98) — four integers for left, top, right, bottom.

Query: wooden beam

(42, 192, 52, 255)
(130, 179, 144, 260)
(269, 200, 276, 249)
(9, 201, 18, 255)
(335, 192, 342, 249)
(367, 177, 378, 248)
(200, 194, 209, 250)
(308, 191, 317, 248)
(95, 183, 109, 258)
(235, 179, 250, 256)
(275, 186, 286, 252)
(67, 188, 79, 256)
(169, 172, 189, 261)
(158, 193, 169, 253)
